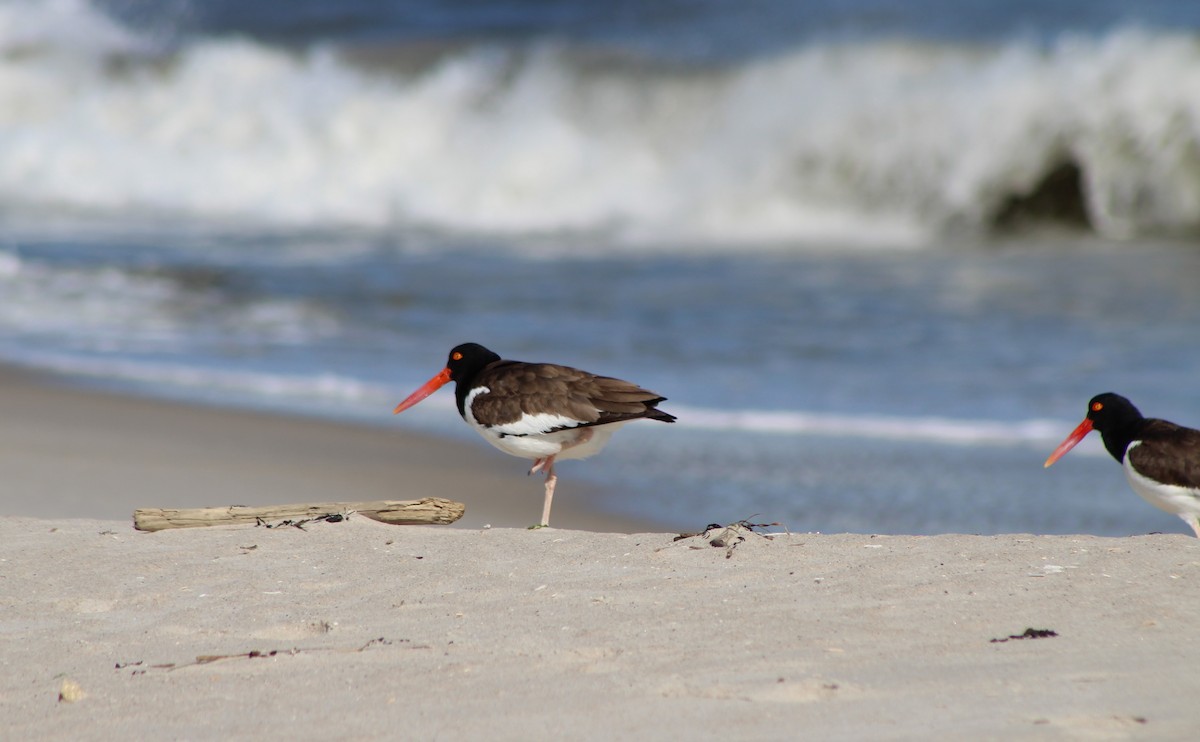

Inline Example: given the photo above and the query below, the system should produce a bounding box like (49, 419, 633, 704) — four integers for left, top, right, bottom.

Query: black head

(393, 342, 502, 416)
(1082, 392, 1146, 463)
(445, 343, 502, 383)
(1083, 392, 1144, 435)
(1045, 391, 1145, 467)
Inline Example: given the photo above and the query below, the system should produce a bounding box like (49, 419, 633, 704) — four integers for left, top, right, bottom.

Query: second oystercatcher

(1044, 392, 1200, 537)
(392, 343, 676, 527)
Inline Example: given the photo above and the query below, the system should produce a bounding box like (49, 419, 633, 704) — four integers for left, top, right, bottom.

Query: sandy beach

(3, 369, 1199, 739)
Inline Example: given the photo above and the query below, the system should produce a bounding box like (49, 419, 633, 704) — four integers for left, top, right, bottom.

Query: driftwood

(132, 497, 465, 532)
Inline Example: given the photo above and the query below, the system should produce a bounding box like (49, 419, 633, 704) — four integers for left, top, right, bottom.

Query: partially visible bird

(1045, 392, 1200, 537)
(392, 343, 675, 527)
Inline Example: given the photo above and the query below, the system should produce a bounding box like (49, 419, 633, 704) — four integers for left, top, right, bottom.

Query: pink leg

(532, 429, 595, 527)
(539, 456, 557, 527)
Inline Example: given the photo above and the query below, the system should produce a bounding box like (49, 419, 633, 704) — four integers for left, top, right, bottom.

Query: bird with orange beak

(1045, 392, 1200, 537)
(393, 343, 675, 527)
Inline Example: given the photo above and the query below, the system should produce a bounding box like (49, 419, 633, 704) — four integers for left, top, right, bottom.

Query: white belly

(461, 387, 628, 462)
(479, 422, 625, 461)
(1123, 444, 1200, 518)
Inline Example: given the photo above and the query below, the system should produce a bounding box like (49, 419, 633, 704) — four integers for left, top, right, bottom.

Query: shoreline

(0, 365, 661, 533)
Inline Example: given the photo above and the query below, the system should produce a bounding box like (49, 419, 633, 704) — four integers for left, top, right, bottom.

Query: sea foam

(0, 2, 1198, 246)
(671, 405, 1098, 451)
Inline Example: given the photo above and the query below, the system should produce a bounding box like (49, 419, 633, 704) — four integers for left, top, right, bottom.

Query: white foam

(2, 348, 386, 404)
(671, 404, 1107, 452)
(0, 251, 342, 355)
(0, 338, 1105, 455)
(0, 0, 149, 56)
(0, 5, 1197, 246)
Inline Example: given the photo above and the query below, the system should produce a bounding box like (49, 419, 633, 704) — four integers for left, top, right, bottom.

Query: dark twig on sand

(990, 628, 1058, 643)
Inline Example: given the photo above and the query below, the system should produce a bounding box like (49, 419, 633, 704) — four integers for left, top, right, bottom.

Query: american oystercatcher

(1044, 392, 1200, 537)
(392, 343, 676, 527)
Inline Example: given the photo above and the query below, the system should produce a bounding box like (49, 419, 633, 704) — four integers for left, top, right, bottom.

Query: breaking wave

(2, 1, 1200, 246)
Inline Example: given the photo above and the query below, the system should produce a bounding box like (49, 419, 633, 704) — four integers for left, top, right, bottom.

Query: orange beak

(1044, 417, 1094, 468)
(393, 367, 452, 414)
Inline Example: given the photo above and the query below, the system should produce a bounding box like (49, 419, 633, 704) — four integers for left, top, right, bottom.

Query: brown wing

(472, 361, 675, 431)
(1127, 419, 1200, 488)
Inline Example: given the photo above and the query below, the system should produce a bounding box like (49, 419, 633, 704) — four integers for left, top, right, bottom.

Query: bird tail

(648, 408, 677, 424)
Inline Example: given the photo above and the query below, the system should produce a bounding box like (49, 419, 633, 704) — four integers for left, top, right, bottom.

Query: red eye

(452, 352, 463, 361)
(1091, 402, 1103, 412)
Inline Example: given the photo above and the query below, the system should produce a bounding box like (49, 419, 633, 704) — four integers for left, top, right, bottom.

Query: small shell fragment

(58, 678, 86, 703)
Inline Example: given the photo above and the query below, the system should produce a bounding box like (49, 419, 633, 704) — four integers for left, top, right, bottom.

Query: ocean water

(3, 0, 1200, 535)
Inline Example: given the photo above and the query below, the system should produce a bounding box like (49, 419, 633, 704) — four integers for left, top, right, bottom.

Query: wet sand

(0, 366, 655, 532)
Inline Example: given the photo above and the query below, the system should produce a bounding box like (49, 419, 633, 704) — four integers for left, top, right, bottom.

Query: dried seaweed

(990, 628, 1058, 643)
(669, 517, 786, 558)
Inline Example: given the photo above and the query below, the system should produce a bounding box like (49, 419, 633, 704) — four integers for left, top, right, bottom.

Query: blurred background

(2, 0, 1199, 534)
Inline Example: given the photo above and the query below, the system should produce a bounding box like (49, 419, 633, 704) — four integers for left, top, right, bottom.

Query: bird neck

(1098, 420, 1142, 463)
(454, 378, 472, 420)
(453, 365, 489, 419)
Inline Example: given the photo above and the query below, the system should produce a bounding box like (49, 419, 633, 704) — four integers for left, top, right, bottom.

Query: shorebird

(1045, 392, 1200, 537)
(392, 343, 675, 527)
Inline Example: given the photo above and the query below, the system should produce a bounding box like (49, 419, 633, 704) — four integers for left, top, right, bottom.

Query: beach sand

(3, 369, 1199, 739)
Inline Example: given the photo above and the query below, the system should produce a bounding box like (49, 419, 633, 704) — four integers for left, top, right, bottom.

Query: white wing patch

(489, 411, 584, 437)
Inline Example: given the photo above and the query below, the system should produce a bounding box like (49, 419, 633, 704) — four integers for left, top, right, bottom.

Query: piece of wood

(132, 497, 465, 532)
